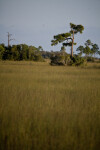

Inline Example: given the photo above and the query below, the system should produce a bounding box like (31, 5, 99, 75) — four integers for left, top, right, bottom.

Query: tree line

(0, 44, 45, 61)
(0, 23, 100, 66)
(77, 39, 99, 58)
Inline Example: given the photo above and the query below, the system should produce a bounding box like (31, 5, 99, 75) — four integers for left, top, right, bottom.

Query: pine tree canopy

(63, 42, 76, 47)
(51, 22, 84, 57)
(70, 23, 84, 34)
(51, 32, 71, 46)
(85, 39, 93, 46)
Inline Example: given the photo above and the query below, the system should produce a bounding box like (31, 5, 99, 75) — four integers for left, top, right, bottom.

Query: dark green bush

(50, 54, 66, 66)
(70, 55, 86, 66)
(50, 54, 86, 66)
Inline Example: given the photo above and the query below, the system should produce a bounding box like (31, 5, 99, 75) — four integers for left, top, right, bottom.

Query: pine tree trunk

(71, 31, 74, 58)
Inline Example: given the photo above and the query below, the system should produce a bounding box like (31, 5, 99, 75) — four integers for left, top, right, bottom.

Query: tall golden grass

(0, 61, 100, 150)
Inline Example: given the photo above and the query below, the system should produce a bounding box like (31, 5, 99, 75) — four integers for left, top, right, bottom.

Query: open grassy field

(0, 61, 100, 150)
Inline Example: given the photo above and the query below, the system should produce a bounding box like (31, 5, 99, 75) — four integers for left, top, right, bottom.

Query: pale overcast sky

(0, 0, 100, 53)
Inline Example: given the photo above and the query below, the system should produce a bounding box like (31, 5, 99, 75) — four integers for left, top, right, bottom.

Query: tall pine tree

(51, 23, 84, 57)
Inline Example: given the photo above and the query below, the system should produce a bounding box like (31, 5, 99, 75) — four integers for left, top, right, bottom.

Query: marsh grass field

(0, 61, 100, 150)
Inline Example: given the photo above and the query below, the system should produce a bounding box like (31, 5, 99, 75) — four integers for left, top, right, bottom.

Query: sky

(0, 0, 100, 54)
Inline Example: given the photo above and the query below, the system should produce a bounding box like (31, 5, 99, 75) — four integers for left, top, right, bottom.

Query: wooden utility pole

(7, 32, 14, 47)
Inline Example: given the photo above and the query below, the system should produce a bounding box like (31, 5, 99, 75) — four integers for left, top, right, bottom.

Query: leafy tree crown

(70, 23, 84, 34)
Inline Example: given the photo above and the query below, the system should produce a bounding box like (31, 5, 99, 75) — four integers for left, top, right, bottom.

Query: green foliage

(77, 40, 99, 59)
(76, 45, 84, 56)
(20, 44, 29, 60)
(85, 39, 93, 47)
(84, 46, 91, 57)
(69, 55, 86, 66)
(60, 46, 66, 55)
(11, 45, 20, 60)
(38, 46, 43, 51)
(70, 23, 84, 34)
(84, 40, 93, 58)
(50, 54, 66, 66)
(51, 32, 71, 46)
(0, 45, 5, 59)
(0, 44, 44, 61)
(50, 52, 86, 66)
(91, 44, 99, 57)
(28, 46, 35, 60)
(98, 50, 100, 56)
(51, 23, 84, 57)
(50, 52, 71, 66)
(34, 54, 45, 62)
(63, 41, 77, 47)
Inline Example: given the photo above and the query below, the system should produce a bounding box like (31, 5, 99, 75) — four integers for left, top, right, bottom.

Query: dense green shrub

(0, 45, 5, 59)
(69, 55, 86, 66)
(50, 54, 65, 66)
(50, 54, 86, 66)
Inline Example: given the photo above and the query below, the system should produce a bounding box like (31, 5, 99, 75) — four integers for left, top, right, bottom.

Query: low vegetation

(0, 61, 100, 150)
(50, 53, 86, 66)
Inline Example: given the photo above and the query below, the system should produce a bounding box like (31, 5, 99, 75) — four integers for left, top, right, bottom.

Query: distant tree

(11, 45, 20, 60)
(83, 46, 91, 58)
(0, 43, 45, 61)
(51, 23, 84, 57)
(38, 46, 43, 51)
(0, 45, 5, 59)
(76, 45, 84, 56)
(85, 39, 93, 47)
(6, 46, 13, 60)
(16, 45, 22, 60)
(91, 44, 99, 58)
(28, 46, 36, 60)
(98, 50, 100, 56)
(0, 43, 5, 48)
(83, 40, 93, 58)
(21, 44, 29, 60)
